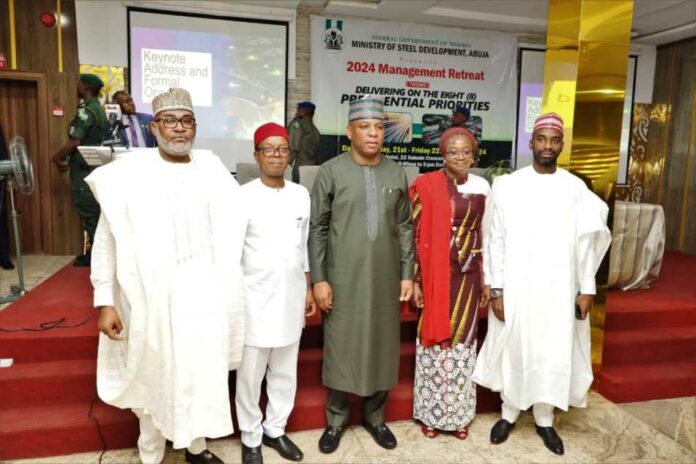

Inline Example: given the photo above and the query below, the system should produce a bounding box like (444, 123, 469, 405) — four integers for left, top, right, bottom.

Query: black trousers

(325, 388, 389, 427)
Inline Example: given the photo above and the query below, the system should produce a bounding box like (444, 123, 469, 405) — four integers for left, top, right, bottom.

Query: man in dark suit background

(112, 90, 157, 148)
(0, 123, 14, 270)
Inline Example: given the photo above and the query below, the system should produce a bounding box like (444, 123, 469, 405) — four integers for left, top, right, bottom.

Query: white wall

(631, 43, 656, 104)
(76, 0, 128, 67)
(75, 0, 297, 77)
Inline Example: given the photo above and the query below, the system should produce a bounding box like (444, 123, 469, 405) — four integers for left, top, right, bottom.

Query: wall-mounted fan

(0, 136, 35, 304)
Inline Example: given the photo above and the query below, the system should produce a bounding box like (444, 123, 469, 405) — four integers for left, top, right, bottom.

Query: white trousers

(501, 400, 555, 427)
(133, 409, 206, 464)
(235, 342, 300, 447)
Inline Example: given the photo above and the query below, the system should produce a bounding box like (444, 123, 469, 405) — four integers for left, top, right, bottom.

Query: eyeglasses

(155, 116, 196, 129)
(257, 146, 290, 157)
(444, 149, 474, 159)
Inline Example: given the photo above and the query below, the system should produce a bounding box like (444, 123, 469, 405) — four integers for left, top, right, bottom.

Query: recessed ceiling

(298, 0, 696, 45)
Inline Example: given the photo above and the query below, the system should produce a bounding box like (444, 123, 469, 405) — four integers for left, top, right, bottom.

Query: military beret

(297, 101, 316, 110)
(79, 73, 104, 89)
(453, 106, 470, 118)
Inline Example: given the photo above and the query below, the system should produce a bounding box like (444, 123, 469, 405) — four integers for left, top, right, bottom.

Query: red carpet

(0, 266, 499, 460)
(599, 251, 696, 402)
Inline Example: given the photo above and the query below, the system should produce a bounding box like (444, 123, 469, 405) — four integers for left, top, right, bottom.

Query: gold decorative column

(542, 0, 634, 370)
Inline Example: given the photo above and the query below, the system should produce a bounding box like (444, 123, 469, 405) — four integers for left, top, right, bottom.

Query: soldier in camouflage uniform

(287, 101, 321, 183)
(52, 74, 107, 266)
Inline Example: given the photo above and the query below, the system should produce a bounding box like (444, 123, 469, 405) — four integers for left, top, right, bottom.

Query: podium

(77, 146, 151, 167)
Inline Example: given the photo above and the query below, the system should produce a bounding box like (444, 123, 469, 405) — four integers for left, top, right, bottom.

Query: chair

(235, 162, 291, 185)
(299, 165, 320, 193)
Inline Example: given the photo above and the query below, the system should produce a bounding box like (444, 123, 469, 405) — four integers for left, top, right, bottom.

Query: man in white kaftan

(88, 88, 246, 464)
(235, 123, 315, 464)
(473, 113, 611, 456)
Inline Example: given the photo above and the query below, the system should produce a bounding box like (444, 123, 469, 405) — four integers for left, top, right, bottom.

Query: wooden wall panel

(60, 0, 79, 73)
(15, 0, 57, 72)
(47, 70, 82, 255)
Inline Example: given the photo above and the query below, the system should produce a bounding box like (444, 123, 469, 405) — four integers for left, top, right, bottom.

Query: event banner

(311, 16, 517, 170)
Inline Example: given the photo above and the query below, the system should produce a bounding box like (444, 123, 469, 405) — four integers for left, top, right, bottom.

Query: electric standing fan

(0, 135, 35, 304)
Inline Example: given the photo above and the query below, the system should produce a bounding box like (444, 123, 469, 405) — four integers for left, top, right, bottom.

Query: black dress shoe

(0, 260, 14, 270)
(73, 253, 91, 267)
(363, 422, 397, 450)
(318, 426, 344, 454)
(241, 444, 263, 464)
(262, 434, 303, 461)
(536, 426, 564, 455)
(490, 419, 515, 444)
(185, 449, 224, 464)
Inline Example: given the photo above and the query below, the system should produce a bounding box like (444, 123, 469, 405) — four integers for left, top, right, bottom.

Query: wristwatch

(490, 288, 504, 299)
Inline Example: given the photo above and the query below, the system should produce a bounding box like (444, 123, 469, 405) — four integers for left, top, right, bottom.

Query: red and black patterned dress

(411, 171, 490, 431)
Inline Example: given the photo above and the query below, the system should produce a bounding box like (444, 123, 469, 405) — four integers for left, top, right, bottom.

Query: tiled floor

(0, 254, 74, 310)
(6, 393, 695, 464)
(2, 256, 695, 463)
(618, 396, 695, 453)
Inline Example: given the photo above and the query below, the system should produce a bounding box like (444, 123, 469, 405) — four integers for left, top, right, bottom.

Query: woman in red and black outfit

(410, 127, 491, 439)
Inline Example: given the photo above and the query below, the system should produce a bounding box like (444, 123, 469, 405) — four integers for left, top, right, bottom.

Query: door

(0, 78, 44, 254)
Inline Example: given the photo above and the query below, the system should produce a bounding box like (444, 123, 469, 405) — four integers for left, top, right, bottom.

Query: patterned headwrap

(348, 95, 384, 121)
(533, 112, 564, 135)
(439, 127, 478, 156)
(152, 88, 194, 116)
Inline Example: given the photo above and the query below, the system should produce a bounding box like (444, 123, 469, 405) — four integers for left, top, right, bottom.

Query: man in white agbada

(88, 88, 246, 464)
(473, 113, 611, 456)
(235, 123, 316, 464)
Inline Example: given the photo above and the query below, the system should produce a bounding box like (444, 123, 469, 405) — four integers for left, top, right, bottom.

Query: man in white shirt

(474, 113, 611, 455)
(235, 122, 316, 464)
(113, 90, 157, 147)
(88, 88, 246, 464)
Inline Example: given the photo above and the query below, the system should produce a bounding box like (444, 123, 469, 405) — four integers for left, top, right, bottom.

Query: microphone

(102, 104, 128, 147)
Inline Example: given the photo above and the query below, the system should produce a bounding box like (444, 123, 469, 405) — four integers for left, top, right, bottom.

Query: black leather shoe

(185, 449, 224, 464)
(0, 260, 14, 270)
(536, 426, 564, 455)
(490, 419, 515, 444)
(241, 444, 263, 464)
(73, 253, 91, 267)
(263, 434, 303, 461)
(363, 422, 397, 450)
(318, 426, 344, 454)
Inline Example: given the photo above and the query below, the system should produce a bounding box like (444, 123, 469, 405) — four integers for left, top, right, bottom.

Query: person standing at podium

(51, 74, 107, 267)
(88, 88, 246, 464)
(112, 90, 157, 148)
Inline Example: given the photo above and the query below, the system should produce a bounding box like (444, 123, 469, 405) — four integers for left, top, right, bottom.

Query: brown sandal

(420, 423, 440, 438)
(452, 427, 469, 440)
